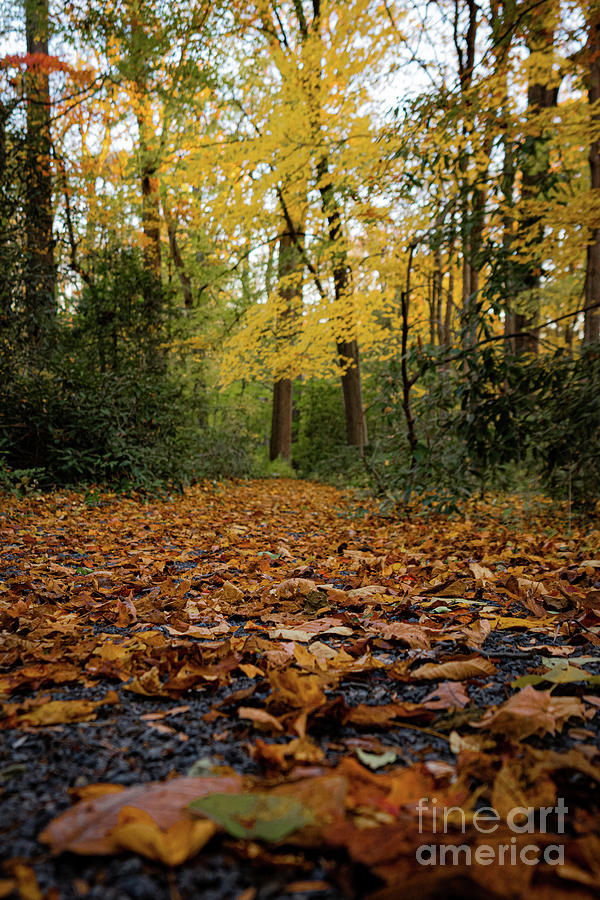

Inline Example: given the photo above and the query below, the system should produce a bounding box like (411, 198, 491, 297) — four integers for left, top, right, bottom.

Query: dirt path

(1, 479, 599, 899)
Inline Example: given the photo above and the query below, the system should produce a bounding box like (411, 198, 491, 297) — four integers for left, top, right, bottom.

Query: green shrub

(362, 346, 600, 514)
(0, 363, 202, 491)
(293, 380, 349, 478)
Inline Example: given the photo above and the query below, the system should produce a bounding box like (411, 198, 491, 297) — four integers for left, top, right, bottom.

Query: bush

(533, 347, 600, 512)
(0, 362, 203, 491)
(362, 346, 600, 514)
(192, 419, 259, 480)
(293, 380, 352, 479)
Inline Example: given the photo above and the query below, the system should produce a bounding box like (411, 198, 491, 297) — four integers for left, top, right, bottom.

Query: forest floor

(1, 478, 600, 900)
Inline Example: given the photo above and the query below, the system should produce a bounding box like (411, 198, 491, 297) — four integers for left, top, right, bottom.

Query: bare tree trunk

(454, 0, 479, 350)
(337, 338, 366, 447)
(401, 244, 418, 470)
(163, 198, 193, 308)
(24, 0, 55, 350)
(502, 136, 518, 350)
(433, 236, 444, 346)
(294, 0, 367, 449)
(444, 260, 454, 349)
(270, 377, 293, 462)
(515, 9, 561, 354)
(585, 7, 600, 345)
(317, 161, 367, 448)
(139, 134, 162, 332)
(130, 11, 163, 366)
(269, 221, 303, 462)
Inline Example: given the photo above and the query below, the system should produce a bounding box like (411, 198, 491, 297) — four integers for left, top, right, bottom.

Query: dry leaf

(411, 657, 496, 681)
(40, 776, 242, 855)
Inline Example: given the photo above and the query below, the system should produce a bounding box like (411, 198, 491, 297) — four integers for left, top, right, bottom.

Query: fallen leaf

(355, 748, 398, 769)
(238, 706, 284, 731)
(189, 792, 313, 841)
(411, 657, 496, 681)
(422, 681, 470, 709)
(476, 685, 586, 739)
(39, 776, 242, 855)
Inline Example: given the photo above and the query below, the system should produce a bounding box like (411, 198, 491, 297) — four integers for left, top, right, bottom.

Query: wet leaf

(188, 792, 313, 841)
(355, 748, 398, 769)
(39, 776, 242, 855)
(411, 657, 496, 681)
(476, 685, 586, 739)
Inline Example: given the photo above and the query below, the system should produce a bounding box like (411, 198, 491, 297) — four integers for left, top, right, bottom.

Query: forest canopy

(1, 0, 599, 509)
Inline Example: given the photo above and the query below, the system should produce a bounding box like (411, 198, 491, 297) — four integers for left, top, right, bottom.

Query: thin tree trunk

(515, 11, 561, 354)
(270, 378, 293, 462)
(317, 160, 367, 448)
(454, 0, 480, 349)
(24, 0, 55, 351)
(163, 196, 193, 309)
(585, 7, 600, 344)
(433, 234, 444, 346)
(502, 136, 517, 350)
(139, 140, 162, 326)
(488, 0, 519, 355)
(269, 221, 303, 462)
(401, 243, 418, 476)
(131, 11, 163, 365)
(444, 261, 454, 349)
(296, 0, 367, 449)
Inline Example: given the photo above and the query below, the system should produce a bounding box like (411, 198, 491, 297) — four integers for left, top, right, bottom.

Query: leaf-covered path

(1, 479, 600, 899)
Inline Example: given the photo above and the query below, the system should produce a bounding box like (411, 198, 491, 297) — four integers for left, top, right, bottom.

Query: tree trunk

(433, 233, 444, 347)
(24, 0, 55, 351)
(444, 260, 454, 350)
(317, 161, 367, 448)
(585, 7, 600, 345)
(502, 135, 518, 350)
(270, 378, 293, 462)
(130, 10, 163, 365)
(454, 0, 482, 350)
(337, 338, 366, 447)
(139, 139, 162, 333)
(269, 221, 303, 462)
(164, 203, 193, 309)
(514, 11, 561, 354)
(296, 0, 367, 449)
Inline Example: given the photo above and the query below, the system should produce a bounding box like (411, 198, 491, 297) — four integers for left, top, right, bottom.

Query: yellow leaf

(108, 806, 216, 865)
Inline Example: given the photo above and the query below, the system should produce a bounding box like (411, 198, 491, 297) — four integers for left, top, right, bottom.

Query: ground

(1, 478, 600, 900)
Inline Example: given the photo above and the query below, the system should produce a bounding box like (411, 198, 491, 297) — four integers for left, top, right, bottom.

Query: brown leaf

(346, 702, 431, 727)
(39, 775, 243, 855)
(268, 669, 327, 711)
(238, 706, 284, 732)
(476, 685, 586, 739)
(3, 692, 118, 728)
(422, 681, 469, 710)
(411, 656, 496, 681)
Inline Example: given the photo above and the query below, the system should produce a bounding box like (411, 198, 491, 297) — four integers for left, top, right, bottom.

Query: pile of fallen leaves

(1, 479, 600, 899)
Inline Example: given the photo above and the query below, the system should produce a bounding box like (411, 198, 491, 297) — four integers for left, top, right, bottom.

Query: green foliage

(364, 358, 470, 511)
(193, 417, 259, 480)
(532, 348, 600, 512)
(254, 454, 297, 479)
(0, 364, 200, 491)
(363, 346, 600, 514)
(0, 244, 204, 492)
(188, 792, 312, 842)
(293, 380, 364, 483)
(71, 246, 166, 373)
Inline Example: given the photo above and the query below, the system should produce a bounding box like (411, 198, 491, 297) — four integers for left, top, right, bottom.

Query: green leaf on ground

(188, 792, 313, 841)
